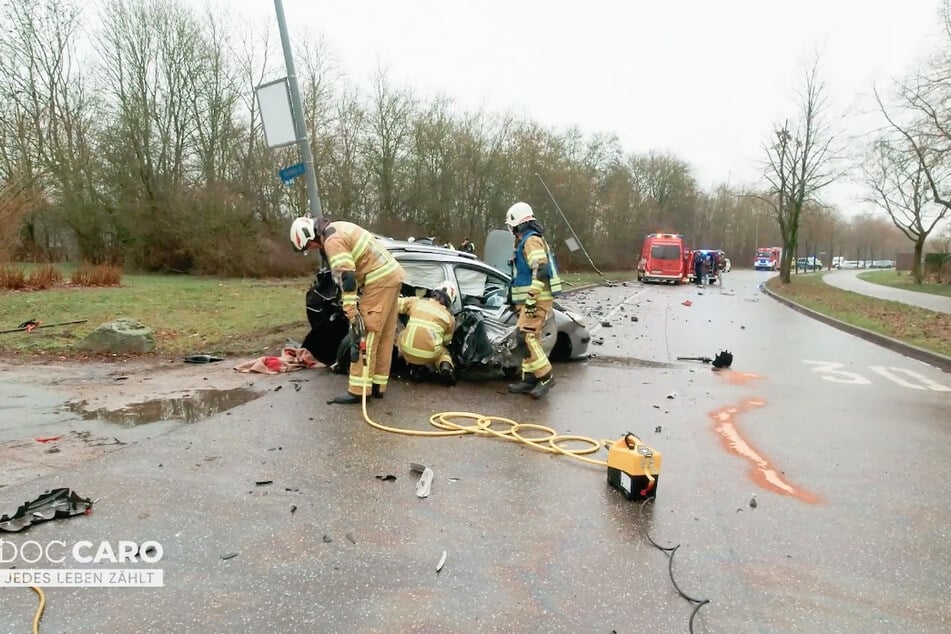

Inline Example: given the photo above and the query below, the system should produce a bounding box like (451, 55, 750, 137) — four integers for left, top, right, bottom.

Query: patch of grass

(767, 273, 951, 358)
(562, 270, 636, 287)
(857, 270, 951, 298)
(0, 272, 312, 357)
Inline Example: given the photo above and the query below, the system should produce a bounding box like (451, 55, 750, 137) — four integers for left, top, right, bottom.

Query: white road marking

(588, 289, 648, 337)
(870, 366, 951, 392)
(802, 360, 872, 385)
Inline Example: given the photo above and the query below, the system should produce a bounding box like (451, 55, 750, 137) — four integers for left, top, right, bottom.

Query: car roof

(376, 237, 480, 261)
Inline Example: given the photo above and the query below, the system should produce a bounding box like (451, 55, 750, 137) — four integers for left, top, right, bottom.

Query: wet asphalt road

(1, 270, 949, 633)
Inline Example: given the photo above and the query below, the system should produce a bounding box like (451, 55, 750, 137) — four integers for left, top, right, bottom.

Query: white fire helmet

(505, 202, 535, 228)
(290, 217, 316, 252)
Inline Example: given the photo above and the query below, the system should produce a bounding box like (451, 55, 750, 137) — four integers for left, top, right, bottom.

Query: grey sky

(225, 0, 945, 214)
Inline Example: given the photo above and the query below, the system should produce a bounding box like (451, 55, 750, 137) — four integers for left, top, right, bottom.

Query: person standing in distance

(290, 216, 405, 404)
(504, 202, 562, 399)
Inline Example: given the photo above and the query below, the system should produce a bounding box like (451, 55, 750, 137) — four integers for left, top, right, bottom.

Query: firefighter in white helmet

(290, 215, 405, 404)
(504, 202, 562, 399)
(396, 281, 458, 386)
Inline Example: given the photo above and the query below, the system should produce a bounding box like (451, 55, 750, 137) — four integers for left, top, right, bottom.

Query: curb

(762, 283, 951, 373)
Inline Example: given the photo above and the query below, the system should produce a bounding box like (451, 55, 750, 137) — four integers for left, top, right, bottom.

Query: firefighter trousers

(349, 281, 401, 396)
(516, 299, 552, 379)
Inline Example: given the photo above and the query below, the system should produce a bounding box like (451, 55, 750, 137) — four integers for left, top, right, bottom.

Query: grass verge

(767, 273, 951, 358)
(0, 271, 310, 358)
(562, 270, 636, 287)
(857, 270, 951, 298)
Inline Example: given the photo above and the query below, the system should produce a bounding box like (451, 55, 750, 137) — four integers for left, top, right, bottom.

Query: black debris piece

(346, 533, 356, 544)
(654, 426, 662, 433)
(290, 505, 298, 514)
(375, 474, 397, 482)
(255, 480, 273, 486)
(220, 552, 238, 560)
(274, 385, 283, 392)
(322, 535, 333, 543)
(184, 354, 225, 364)
(712, 350, 734, 369)
(0, 488, 94, 533)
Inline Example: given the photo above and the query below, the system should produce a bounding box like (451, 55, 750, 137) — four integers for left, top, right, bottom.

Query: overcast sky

(222, 0, 946, 214)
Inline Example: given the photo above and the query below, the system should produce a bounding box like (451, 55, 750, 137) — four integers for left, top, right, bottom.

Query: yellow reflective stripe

(400, 326, 440, 359)
(351, 231, 372, 260)
(408, 316, 440, 329)
(526, 249, 547, 266)
(329, 252, 356, 269)
(523, 357, 549, 373)
(372, 375, 389, 385)
(364, 258, 399, 285)
(511, 287, 530, 301)
(397, 297, 412, 313)
(342, 292, 357, 305)
(348, 375, 371, 387)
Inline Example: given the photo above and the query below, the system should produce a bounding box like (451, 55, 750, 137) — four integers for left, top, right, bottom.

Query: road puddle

(66, 387, 261, 426)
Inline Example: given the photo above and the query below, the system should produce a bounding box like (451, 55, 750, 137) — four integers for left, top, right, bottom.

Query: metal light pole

(274, 0, 323, 219)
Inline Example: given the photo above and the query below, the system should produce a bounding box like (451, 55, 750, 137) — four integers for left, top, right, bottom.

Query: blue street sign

(279, 162, 306, 183)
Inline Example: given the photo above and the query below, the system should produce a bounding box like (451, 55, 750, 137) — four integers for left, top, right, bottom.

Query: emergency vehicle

(637, 233, 686, 283)
(754, 247, 782, 271)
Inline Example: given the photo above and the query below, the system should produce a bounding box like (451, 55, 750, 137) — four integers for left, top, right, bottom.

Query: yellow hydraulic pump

(607, 433, 661, 500)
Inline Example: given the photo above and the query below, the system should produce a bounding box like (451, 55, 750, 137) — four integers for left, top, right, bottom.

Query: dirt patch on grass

(767, 274, 951, 358)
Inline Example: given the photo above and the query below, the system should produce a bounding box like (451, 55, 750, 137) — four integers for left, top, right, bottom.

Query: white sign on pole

(255, 78, 297, 149)
(565, 237, 581, 252)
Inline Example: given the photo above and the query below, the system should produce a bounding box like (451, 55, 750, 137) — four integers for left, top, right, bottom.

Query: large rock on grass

(78, 318, 155, 354)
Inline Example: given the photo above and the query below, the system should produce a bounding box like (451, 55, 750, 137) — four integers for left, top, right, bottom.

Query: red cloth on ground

(233, 347, 324, 374)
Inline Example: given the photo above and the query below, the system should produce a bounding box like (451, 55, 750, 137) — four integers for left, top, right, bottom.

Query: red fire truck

(637, 233, 687, 283)
(753, 246, 782, 271)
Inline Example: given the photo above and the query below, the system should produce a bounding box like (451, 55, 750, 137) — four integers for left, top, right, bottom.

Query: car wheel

(550, 332, 572, 361)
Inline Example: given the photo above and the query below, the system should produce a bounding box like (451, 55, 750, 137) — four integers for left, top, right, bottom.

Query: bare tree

(760, 59, 837, 282)
(874, 2, 951, 280)
(864, 135, 948, 282)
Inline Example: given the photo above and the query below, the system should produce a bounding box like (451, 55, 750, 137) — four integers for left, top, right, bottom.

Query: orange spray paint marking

(710, 400, 820, 504)
(714, 369, 764, 386)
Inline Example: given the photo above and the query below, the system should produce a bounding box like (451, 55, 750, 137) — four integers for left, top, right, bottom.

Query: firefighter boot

(507, 374, 538, 394)
(529, 372, 555, 399)
(329, 392, 361, 405)
(372, 384, 384, 399)
(438, 362, 456, 386)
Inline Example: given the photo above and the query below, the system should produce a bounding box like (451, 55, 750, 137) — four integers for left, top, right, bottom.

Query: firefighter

(290, 216, 405, 404)
(504, 202, 562, 399)
(396, 281, 458, 386)
(694, 250, 705, 287)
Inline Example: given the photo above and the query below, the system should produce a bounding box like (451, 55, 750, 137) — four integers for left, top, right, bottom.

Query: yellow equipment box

(607, 433, 662, 500)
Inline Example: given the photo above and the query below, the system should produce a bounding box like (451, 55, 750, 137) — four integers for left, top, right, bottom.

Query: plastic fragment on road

(436, 550, 447, 573)
(34, 436, 61, 443)
(682, 300, 693, 307)
(411, 463, 434, 498)
(184, 354, 225, 364)
(0, 488, 94, 533)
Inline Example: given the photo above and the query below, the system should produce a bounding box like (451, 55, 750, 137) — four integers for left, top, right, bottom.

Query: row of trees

(0, 0, 945, 277)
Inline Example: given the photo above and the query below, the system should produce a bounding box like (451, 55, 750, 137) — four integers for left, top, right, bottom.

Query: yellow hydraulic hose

(31, 585, 45, 633)
(356, 340, 614, 468)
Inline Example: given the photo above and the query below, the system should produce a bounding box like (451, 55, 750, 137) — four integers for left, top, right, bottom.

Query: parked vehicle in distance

(637, 233, 687, 283)
(796, 256, 823, 271)
(754, 246, 782, 271)
(871, 260, 896, 269)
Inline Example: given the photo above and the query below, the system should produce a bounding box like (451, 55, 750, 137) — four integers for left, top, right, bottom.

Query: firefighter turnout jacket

(396, 296, 455, 367)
